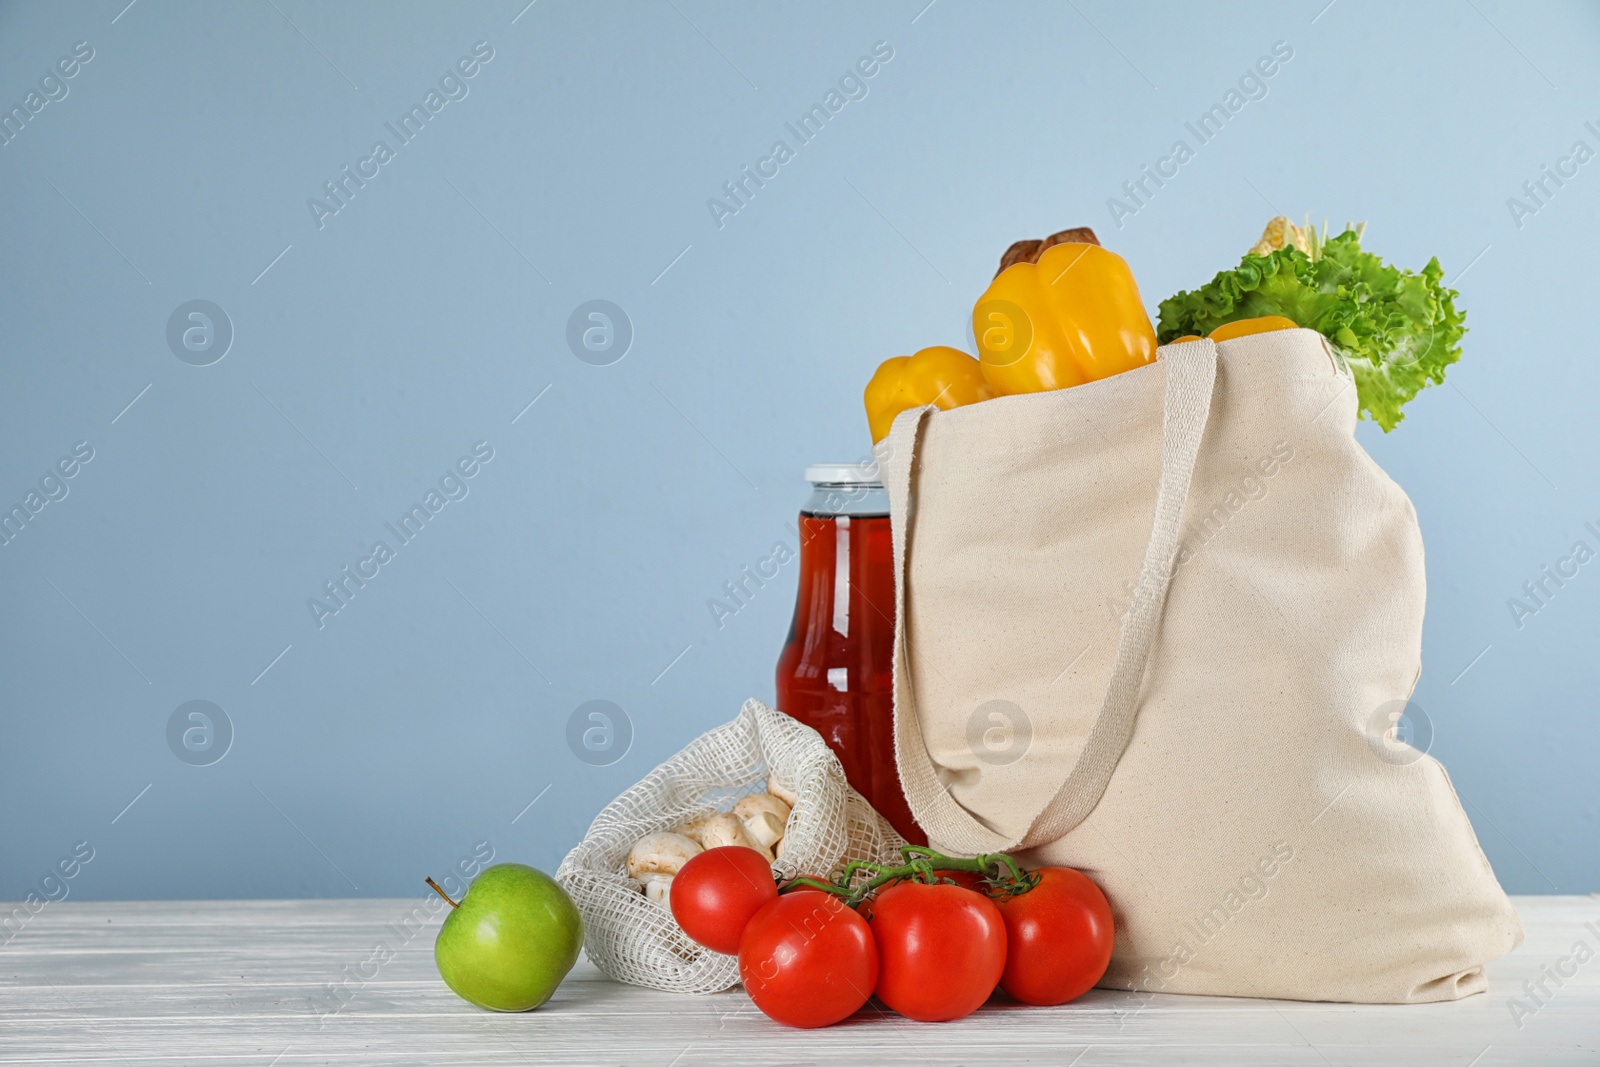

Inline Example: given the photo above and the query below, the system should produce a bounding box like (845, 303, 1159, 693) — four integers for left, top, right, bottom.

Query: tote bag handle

(886, 340, 1219, 854)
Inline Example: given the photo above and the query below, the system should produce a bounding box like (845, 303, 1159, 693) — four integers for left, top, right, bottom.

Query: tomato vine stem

(778, 845, 1039, 907)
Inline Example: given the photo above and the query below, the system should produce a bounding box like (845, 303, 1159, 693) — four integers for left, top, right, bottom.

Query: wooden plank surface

(1, 896, 1595, 1065)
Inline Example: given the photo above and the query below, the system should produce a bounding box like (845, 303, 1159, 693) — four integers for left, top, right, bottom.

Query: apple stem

(425, 877, 459, 909)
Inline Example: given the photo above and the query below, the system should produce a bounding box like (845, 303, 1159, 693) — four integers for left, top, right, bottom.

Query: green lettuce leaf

(1156, 229, 1465, 430)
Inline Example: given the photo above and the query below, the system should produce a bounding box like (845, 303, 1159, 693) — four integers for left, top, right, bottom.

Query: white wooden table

(2, 896, 1595, 1066)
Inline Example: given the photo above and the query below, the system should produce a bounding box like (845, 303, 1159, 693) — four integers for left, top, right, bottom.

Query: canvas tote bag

(882, 330, 1522, 1004)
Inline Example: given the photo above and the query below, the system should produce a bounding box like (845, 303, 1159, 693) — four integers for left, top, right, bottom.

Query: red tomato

(669, 846, 777, 955)
(933, 869, 984, 891)
(870, 883, 1006, 1021)
(738, 892, 878, 1028)
(995, 866, 1114, 1006)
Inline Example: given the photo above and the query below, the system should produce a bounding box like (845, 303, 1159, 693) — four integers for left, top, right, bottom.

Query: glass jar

(775, 463, 925, 844)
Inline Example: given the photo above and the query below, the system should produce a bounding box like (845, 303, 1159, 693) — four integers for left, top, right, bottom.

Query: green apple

(430, 863, 583, 1011)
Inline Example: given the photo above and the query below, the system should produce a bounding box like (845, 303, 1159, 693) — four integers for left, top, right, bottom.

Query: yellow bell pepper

(1206, 315, 1298, 342)
(1167, 315, 1299, 346)
(973, 241, 1158, 395)
(863, 345, 993, 443)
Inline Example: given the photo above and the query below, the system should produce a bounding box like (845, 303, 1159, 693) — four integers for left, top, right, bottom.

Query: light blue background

(1, 0, 1595, 900)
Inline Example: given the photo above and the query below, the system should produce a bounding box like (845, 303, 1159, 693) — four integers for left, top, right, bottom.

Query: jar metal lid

(805, 462, 882, 487)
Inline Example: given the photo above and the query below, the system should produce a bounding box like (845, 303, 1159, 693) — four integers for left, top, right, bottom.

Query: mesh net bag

(555, 698, 906, 993)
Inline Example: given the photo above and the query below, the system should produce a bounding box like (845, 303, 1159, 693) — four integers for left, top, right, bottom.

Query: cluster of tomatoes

(668, 844, 1114, 1028)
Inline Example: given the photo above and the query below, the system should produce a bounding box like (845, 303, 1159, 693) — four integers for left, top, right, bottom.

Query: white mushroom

(626, 832, 701, 880)
(741, 810, 785, 851)
(733, 792, 793, 827)
(698, 812, 755, 849)
(699, 812, 772, 862)
(670, 813, 713, 844)
(641, 873, 673, 906)
(766, 772, 799, 808)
